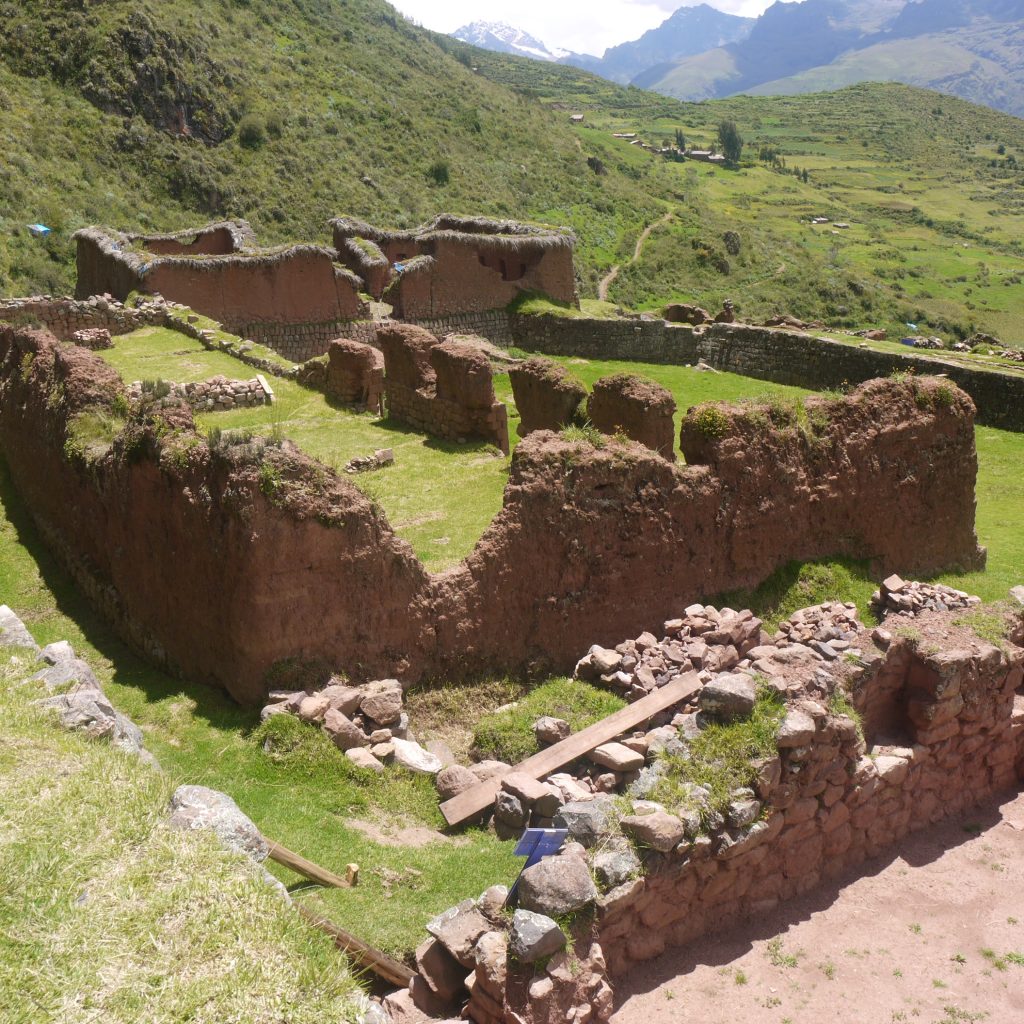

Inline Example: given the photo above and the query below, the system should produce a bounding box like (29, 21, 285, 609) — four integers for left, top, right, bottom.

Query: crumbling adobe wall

(74, 228, 368, 360)
(508, 357, 587, 436)
(587, 373, 677, 460)
(389, 236, 576, 320)
(679, 377, 986, 580)
(141, 224, 243, 256)
(0, 324, 433, 705)
(325, 339, 385, 413)
(379, 325, 510, 454)
(0, 315, 986, 702)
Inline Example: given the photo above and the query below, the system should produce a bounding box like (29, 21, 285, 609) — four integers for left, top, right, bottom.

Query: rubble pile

(261, 679, 444, 776)
(344, 448, 394, 474)
(871, 575, 980, 617)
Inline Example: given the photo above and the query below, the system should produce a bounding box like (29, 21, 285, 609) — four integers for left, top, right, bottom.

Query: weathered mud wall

(508, 358, 587, 436)
(325, 339, 385, 411)
(0, 323, 985, 703)
(380, 325, 510, 454)
(587, 373, 676, 460)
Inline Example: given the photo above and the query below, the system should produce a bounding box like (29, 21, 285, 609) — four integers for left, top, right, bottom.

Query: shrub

(690, 405, 730, 438)
(237, 113, 267, 149)
(426, 160, 450, 185)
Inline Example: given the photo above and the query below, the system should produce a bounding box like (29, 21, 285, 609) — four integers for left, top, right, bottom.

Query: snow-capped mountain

(451, 21, 575, 62)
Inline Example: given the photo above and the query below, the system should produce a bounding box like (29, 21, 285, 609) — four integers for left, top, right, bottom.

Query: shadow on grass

(0, 456, 254, 735)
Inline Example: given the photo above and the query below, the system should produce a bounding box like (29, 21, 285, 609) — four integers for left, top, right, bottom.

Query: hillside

(637, 0, 1024, 117)
(0, 0, 664, 297)
(2, 1, 1024, 343)
(456, 42, 1024, 342)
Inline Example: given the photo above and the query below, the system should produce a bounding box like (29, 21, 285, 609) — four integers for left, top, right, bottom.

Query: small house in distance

(569, 114, 585, 124)
(687, 150, 726, 164)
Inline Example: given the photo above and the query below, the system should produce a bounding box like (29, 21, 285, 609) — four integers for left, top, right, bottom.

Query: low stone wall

(587, 373, 676, 460)
(406, 603, 1023, 1022)
(411, 311, 515, 349)
(510, 313, 697, 364)
(0, 294, 168, 340)
(127, 375, 273, 411)
(697, 324, 1024, 432)
(240, 318, 378, 363)
(503, 314, 1024, 433)
(507, 358, 586, 436)
(380, 325, 510, 454)
(325, 340, 385, 413)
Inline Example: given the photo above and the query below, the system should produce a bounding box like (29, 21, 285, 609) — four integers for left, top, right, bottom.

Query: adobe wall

(587, 373, 676, 460)
(74, 229, 369, 362)
(142, 225, 239, 256)
(325, 339, 385, 413)
(379, 325, 510, 455)
(0, 319, 985, 703)
(389, 237, 576, 320)
(507, 358, 587, 436)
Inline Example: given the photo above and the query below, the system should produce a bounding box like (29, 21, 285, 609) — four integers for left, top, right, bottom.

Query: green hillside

(2, 2, 1023, 343)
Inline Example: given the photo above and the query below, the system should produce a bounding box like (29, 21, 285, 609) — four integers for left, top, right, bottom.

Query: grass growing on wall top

(0, 652, 363, 1022)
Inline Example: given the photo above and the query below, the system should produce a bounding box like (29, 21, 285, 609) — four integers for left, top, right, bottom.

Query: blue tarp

(27, 223, 51, 237)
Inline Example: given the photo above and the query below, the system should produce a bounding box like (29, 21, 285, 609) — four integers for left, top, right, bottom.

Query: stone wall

(510, 313, 698, 363)
(127, 375, 273, 411)
(237, 318, 377, 362)
(0, 319, 986, 703)
(504, 314, 1024, 432)
(587, 373, 676, 460)
(379, 325, 510, 455)
(407, 603, 1023, 1023)
(325, 339, 385, 413)
(0, 294, 168, 340)
(507, 358, 587, 436)
(410, 311, 515, 349)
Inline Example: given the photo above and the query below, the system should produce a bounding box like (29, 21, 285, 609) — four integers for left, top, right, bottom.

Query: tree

(675, 128, 687, 151)
(717, 120, 743, 165)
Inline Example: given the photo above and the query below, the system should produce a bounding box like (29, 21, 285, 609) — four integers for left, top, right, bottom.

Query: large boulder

(554, 796, 617, 848)
(0, 605, 37, 650)
(518, 855, 598, 916)
(167, 785, 268, 862)
(392, 738, 443, 775)
(32, 658, 102, 693)
(39, 689, 143, 754)
(359, 679, 404, 726)
(698, 673, 757, 722)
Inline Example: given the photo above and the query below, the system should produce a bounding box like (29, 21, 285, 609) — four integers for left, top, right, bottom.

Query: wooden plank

(440, 672, 701, 827)
(296, 904, 415, 987)
(264, 838, 355, 889)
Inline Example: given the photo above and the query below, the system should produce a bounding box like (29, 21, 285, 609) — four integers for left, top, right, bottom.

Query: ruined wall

(380, 325, 510, 454)
(506, 314, 1024, 432)
(126, 375, 273, 411)
(507, 358, 587, 436)
(0, 295, 167, 340)
(389, 237, 576, 320)
(587, 373, 676, 460)
(596, 621, 1022, 978)
(74, 229, 369, 361)
(142, 225, 239, 256)
(0, 320, 986, 702)
(325, 339, 385, 412)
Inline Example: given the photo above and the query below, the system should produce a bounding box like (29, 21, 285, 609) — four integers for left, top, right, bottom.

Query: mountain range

(453, 0, 1024, 117)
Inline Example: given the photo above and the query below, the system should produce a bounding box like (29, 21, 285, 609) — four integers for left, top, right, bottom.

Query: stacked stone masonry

(409, 603, 1024, 1024)
(127, 375, 273, 411)
(504, 313, 1024, 432)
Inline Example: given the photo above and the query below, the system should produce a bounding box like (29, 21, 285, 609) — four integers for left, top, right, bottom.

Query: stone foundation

(127, 375, 273, 411)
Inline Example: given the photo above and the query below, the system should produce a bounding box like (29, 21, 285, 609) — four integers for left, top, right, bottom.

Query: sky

(391, 0, 788, 56)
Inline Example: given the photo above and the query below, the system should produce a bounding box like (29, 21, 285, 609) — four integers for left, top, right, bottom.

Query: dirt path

(598, 213, 673, 301)
(612, 790, 1024, 1024)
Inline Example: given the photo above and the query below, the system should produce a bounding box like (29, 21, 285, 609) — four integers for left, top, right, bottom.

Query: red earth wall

(0, 323, 985, 704)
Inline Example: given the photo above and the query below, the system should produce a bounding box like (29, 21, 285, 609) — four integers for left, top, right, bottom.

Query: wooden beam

(265, 838, 355, 889)
(440, 672, 701, 827)
(296, 904, 416, 988)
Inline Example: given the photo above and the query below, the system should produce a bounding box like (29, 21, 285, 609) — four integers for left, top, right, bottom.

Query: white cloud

(391, 0, 782, 56)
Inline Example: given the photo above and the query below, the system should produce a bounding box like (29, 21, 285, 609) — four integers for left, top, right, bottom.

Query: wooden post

(264, 838, 357, 889)
(296, 904, 415, 988)
(439, 672, 702, 827)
